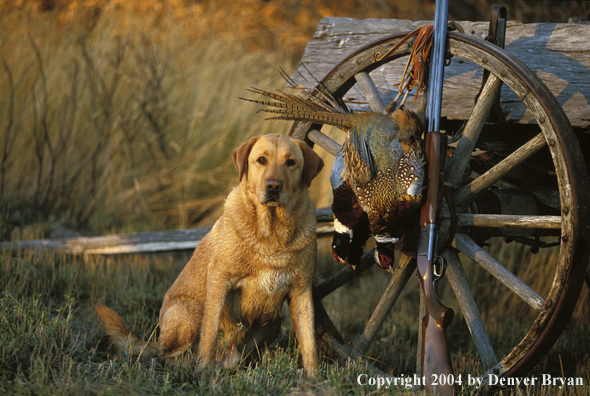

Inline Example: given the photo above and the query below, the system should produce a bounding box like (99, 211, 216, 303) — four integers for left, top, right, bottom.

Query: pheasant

(243, 26, 433, 270)
(342, 110, 425, 269)
(330, 145, 372, 269)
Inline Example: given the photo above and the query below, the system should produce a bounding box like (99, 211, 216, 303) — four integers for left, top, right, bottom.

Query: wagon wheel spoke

(456, 214, 562, 229)
(452, 133, 547, 206)
(453, 233, 546, 311)
(446, 74, 503, 186)
(351, 253, 415, 358)
(441, 248, 497, 370)
(354, 71, 386, 113)
(307, 129, 341, 156)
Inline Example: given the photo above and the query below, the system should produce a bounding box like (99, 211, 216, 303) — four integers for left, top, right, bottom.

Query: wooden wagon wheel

(290, 31, 590, 383)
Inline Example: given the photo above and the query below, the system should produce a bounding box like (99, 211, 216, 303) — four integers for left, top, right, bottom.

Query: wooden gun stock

(417, 131, 455, 395)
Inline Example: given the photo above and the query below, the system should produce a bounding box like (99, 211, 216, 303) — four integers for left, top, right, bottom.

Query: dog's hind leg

(159, 299, 202, 359)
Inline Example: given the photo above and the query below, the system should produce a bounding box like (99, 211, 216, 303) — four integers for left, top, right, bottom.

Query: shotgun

(418, 0, 455, 392)
(417, 131, 455, 395)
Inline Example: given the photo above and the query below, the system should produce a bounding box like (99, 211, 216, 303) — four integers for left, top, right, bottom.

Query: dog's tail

(94, 303, 161, 358)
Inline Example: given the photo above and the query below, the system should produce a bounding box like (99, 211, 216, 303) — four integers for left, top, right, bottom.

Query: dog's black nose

(266, 179, 283, 193)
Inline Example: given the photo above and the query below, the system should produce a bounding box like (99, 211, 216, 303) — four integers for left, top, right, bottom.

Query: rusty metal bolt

(482, 57, 488, 64)
(545, 299, 552, 307)
(563, 207, 569, 214)
(339, 73, 345, 79)
(356, 59, 362, 65)
(549, 139, 556, 147)
(501, 71, 507, 77)
(533, 323, 539, 330)
(539, 117, 546, 124)
(562, 235, 569, 242)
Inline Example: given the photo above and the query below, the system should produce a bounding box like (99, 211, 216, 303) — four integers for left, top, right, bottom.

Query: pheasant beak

(377, 252, 393, 270)
(332, 249, 346, 265)
(374, 239, 399, 270)
(332, 232, 350, 266)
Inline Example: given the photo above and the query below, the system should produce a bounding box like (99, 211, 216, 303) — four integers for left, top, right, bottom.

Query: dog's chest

(254, 270, 292, 295)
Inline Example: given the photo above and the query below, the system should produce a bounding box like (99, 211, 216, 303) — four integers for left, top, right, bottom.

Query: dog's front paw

(216, 343, 241, 370)
(197, 357, 215, 378)
(304, 365, 319, 380)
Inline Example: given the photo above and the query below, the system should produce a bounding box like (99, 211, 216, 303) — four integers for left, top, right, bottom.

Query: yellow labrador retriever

(95, 134, 324, 378)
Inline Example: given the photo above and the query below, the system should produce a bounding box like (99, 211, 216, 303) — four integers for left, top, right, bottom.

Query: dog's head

(232, 134, 324, 207)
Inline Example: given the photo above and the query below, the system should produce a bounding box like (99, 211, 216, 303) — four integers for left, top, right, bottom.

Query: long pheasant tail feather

(261, 109, 353, 129)
(291, 63, 351, 114)
(242, 88, 318, 110)
(242, 86, 353, 130)
(310, 84, 350, 115)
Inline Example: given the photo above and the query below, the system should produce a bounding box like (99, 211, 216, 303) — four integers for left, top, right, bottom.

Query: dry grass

(0, 6, 305, 237)
(1, 240, 588, 395)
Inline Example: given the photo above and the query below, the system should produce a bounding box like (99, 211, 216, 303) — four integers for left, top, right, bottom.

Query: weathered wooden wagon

(284, 6, 590, 392)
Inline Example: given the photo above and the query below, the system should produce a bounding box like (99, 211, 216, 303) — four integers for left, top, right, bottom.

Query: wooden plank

(1, 211, 336, 255)
(453, 133, 547, 205)
(292, 18, 590, 128)
(453, 234, 545, 311)
(351, 254, 415, 358)
(316, 207, 334, 222)
(442, 248, 497, 370)
(456, 214, 562, 229)
(1, 228, 213, 255)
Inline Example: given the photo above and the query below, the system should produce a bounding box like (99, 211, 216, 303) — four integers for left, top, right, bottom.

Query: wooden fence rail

(1, 209, 335, 255)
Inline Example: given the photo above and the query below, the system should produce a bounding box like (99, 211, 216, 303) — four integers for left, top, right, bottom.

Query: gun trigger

(433, 256, 446, 280)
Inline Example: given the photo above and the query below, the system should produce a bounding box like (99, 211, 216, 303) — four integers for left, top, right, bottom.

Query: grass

(0, 14, 297, 237)
(1, 239, 588, 395)
(1, 1, 589, 395)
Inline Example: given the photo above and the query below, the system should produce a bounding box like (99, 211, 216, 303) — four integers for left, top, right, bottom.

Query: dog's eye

(286, 159, 296, 167)
(257, 156, 267, 165)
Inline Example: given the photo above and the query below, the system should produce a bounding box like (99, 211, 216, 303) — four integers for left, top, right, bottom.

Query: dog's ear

(296, 140, 324, 187)
(233, 136, 259, 182)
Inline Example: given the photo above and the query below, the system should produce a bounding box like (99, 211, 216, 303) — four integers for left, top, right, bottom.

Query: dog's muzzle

(264, 179, 283, 204)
